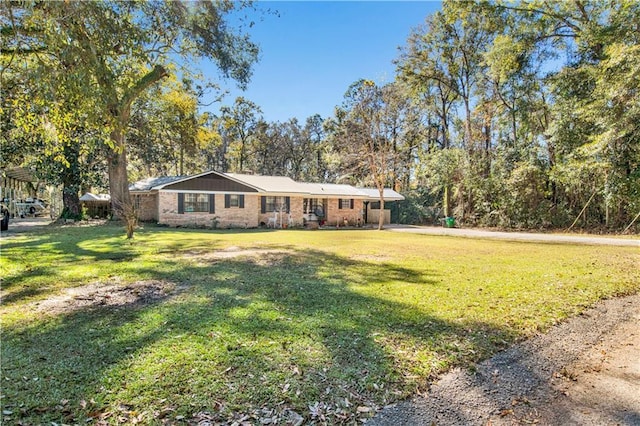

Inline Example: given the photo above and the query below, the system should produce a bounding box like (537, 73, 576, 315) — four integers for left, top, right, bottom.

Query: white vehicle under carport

(15, 198, 47, 217)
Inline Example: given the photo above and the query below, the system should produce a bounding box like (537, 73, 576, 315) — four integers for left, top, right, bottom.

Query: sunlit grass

(1, 223, 638, 424)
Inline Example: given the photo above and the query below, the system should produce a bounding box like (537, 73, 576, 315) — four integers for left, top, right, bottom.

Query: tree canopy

(2, 0, 259, 236)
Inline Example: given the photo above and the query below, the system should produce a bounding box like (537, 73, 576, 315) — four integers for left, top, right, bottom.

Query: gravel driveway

(387, 225, 640, 247)
(369, 293, 640, 426)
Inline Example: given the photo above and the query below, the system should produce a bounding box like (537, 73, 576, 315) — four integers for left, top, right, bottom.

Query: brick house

(129, 171, 404, 229)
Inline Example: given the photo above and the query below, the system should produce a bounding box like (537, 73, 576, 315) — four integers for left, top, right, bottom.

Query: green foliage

(397, 187, 441, 225)
(2, 0, 260, 237)
(128, 77, 215, 178)
(395, 0, 639, 231)
(3, 0, 638, 232)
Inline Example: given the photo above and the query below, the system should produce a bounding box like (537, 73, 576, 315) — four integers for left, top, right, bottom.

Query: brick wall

(289, 197, 304, 227)
(326, 198, 364, 226)
(258, 196, 305, 228)
(158, 192, 259, 228)
(134, 193, 158, 221)
(216, 194, 259, 228)
(156, 192, 367, 228)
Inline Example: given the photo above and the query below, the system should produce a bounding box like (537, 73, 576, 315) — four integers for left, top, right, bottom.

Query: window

(224, 194, 244, 208)
(265, 196, 279, 212)
(184, 194, 209, 212)
(262, 196, 289, 213)
(133, 195, 141, 212)
(339, 198, 354, 209)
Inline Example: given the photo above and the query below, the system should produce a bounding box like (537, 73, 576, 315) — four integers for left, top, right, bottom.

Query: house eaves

(298, 182, 369, 199)
(356, 187, 405, 201)
(129, 171, 405, 202)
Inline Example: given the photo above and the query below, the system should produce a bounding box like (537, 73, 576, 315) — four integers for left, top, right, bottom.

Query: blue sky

(205, 1, 442, 123)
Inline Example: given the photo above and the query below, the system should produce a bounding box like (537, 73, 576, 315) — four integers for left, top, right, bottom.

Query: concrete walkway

(387, 225, 640, 247)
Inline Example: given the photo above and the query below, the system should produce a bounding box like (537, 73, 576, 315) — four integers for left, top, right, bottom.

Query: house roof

(129, 171, 405, 201)
(79, 193, 111, 202)
(224, 173, 309, 194)
(2, 167, 37, 183)
(130, 176, 185, 191)
(356, 188, 405, 201)
(298, 182, 368, 198)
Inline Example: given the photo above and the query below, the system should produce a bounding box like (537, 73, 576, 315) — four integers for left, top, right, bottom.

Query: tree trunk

(444, 184, 452, 218)
(61, 185, 81, 219)
(378, 191, 385, 231)
(108, 127, 136, 238)
(179, 143, 184, 176)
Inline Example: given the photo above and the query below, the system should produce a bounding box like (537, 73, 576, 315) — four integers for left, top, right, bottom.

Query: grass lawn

(1, 223, 638, 424)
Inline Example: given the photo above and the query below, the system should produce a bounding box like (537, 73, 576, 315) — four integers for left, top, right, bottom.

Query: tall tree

(219, 97, 263, 173)
(491, 0, 640, 228)
(2, 0, 259, 237)
(397, 12, 461, 218)
(1, 37, 107, 219)
(128, 78, 213, 178)
(327, 80, 411, 230)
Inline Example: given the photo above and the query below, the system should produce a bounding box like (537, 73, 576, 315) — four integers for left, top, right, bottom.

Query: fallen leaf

(500, 409, 514, 417)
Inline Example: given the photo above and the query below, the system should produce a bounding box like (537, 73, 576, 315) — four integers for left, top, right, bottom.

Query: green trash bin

(445, 217, 455, 228)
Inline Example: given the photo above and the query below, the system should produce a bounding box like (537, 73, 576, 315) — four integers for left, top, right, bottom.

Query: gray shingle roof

(129, 176, 184, 192)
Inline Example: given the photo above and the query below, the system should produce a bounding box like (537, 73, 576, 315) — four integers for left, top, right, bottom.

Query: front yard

(1, 224, 638, 424)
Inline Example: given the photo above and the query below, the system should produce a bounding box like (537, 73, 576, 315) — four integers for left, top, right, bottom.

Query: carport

(0, 167, 59, 219)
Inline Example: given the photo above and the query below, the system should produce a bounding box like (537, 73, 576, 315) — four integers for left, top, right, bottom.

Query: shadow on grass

(1, 227, 517, 424)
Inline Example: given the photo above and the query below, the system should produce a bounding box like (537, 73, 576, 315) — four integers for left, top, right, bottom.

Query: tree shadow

(2, 234, 516, 424)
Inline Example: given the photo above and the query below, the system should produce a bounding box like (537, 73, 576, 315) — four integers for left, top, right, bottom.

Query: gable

(162, 172, 259, 193)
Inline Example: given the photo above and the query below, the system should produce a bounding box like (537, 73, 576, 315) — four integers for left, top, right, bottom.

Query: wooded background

(2, 1, 638, 232)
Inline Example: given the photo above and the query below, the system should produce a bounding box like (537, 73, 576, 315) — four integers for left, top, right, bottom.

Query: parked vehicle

(1, 203, 9, 231)
(15, 198, 47, 217)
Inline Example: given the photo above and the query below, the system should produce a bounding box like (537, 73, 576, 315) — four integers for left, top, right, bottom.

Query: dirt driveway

(369, 293, 640, 425)
(373, 227, 639, 425)
(387, 225, 639, 247)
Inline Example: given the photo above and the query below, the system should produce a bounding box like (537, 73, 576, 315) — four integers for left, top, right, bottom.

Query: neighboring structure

(79, 193, 111, 218)
(1, 168, 37, 217)
(1, 167, 47, 218)
(130, 171, 404, 229)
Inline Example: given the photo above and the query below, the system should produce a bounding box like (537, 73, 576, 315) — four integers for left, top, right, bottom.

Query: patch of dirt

(184, 247, 292, 265)
(35, 280, 180, 315)
(369, 293, 640, 426)
(352, 254, 393, 262)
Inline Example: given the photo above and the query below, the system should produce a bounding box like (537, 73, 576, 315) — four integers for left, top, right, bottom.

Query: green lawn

(1, 224, 638, 424)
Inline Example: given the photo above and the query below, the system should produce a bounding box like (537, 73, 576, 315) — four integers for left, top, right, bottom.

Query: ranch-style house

(130, 170, 404, 229)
